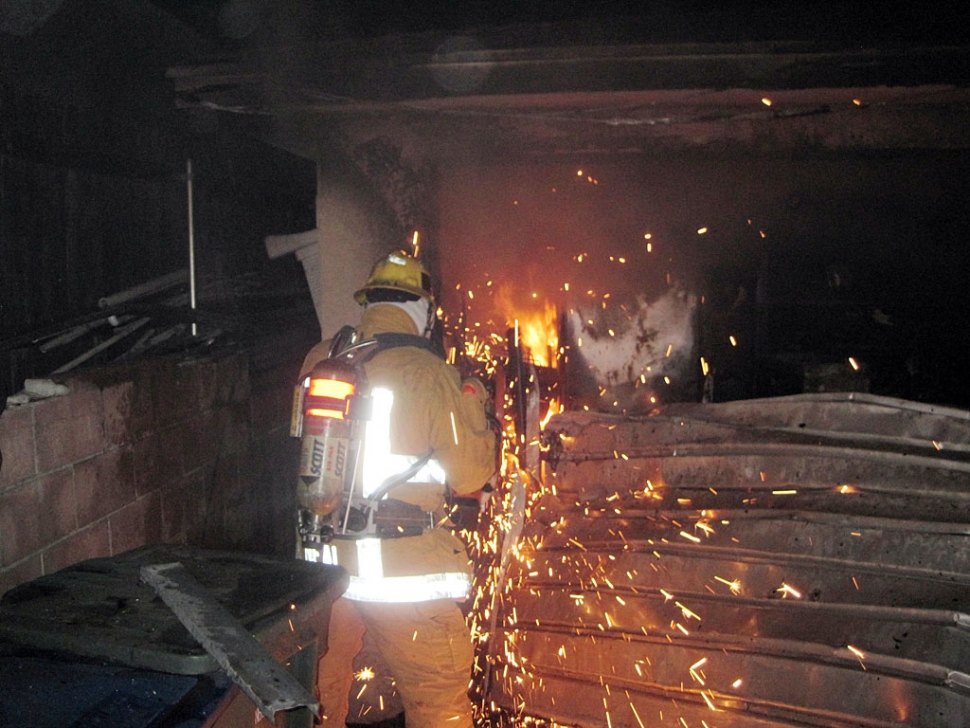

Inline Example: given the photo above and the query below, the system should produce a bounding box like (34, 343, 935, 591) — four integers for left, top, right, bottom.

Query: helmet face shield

(355, 251, 434, 304)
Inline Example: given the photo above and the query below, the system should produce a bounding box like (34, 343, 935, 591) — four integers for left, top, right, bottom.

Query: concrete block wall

(0, 353, 300, 597)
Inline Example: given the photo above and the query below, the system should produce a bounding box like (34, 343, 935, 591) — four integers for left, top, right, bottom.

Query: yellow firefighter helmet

(354, 251, 434, 304)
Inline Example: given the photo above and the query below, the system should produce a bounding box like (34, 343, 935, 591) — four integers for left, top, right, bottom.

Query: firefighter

(299, 251, 497, 727)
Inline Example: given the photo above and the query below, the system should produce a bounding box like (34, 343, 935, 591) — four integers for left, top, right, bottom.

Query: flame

(510, 299, 559, 368)
(539, 398, 562, 429)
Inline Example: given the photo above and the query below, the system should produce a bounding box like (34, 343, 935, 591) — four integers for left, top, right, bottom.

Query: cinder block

(131, 432, 161, 495)
(161, 471, 206, 543)
(74, 449, 136, 528)
(33, 388, 104, 474)
(151, 363, 197, 427)
(126, 367, 157, 433)
(155, 425, 186, 485)
(194, 358, 219, 412)
(0, 405, 36, 489)
(249, 383, 291, 438)
(220, 490, 255, 550)
(109, 491, 162, 555)
(224, 404, 251, 450)
(172, 361, 204, 412)
(0, 481, 43, 566)
(214, 354, 251, 405)
(181, 412, 220, 474)
(37, 468, 78, 547)
(204, 452, 243, 513)
(101, 380, 133, 447)
(148, 365, 176, 427)
(42, 520, 110, 574)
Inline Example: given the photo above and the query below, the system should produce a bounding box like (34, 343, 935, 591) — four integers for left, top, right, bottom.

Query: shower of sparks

(700, 690, 718, 711)
(434, 227, 786, 728)
(714, 576, 742, 595)
(847, 645, 867, 670)
(694, 521, 715, 537)
(355, 666, 376, 681)
(676, 602, 702, 621)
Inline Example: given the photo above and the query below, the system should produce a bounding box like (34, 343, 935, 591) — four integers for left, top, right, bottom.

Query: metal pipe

(657, 507, 970, 536)
(553, 440, 970, 474)
(97, 269, 189, 310)
(187, 159, 198, 337)
(38, 317, 112, 353)
(767, 391, 970, 421)
(514, 581, 970, 629)
(52, 317, 151, 374)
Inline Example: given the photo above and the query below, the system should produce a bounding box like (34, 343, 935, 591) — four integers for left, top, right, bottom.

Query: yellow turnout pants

(318, 596, 475, 727)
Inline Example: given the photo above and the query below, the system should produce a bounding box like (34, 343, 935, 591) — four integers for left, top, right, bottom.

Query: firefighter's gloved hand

(461, 377, 488, 406)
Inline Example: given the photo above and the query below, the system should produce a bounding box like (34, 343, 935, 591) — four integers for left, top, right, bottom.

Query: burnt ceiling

(158, 3, 970, 163)
(4, 1, 969, 164)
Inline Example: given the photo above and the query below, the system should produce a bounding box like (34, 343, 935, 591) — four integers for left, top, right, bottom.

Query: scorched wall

(0, 352, 300, 596)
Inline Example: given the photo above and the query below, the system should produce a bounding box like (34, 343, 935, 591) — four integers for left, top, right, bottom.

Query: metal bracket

(140, 562, 320, 722)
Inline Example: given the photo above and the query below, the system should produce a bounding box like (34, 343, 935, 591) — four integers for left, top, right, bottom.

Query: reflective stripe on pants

(318, 538, 472, 602)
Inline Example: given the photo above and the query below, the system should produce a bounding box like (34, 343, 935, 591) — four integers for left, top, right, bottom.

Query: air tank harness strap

(367, 450, 438, 538)
(369, 450, 434, 502)
(373, 499, 437, 538)
(325, 330, 446, 539)
(328, 330, 443, 364)
(371, 332, 443, 358)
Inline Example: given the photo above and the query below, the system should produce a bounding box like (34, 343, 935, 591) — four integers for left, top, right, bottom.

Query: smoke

(563, 286, 698, 412)
(0, 0, 65, 36)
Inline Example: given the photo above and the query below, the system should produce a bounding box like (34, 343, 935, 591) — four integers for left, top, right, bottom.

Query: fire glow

(515, 301, 559, 368)
(434, 166, 796, 728)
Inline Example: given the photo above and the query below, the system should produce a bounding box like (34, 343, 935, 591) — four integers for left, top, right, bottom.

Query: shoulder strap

(328, 330, 444, 366)
(372, 332, 442, 357)
(326, 325, 358, 358)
